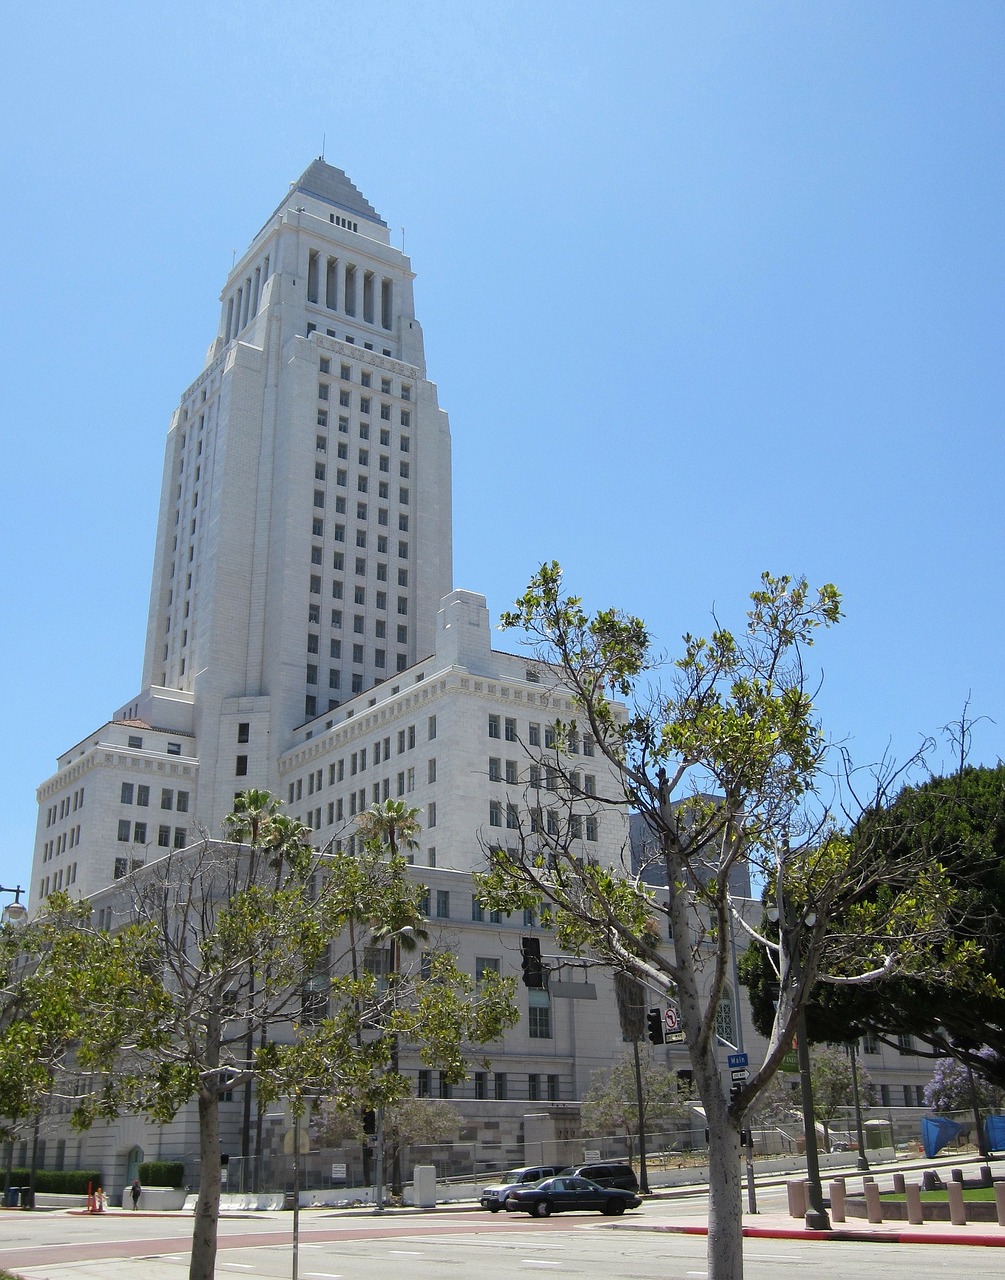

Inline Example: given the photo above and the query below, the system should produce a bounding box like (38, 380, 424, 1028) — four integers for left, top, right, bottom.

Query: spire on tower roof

(287, 158, 387, 227)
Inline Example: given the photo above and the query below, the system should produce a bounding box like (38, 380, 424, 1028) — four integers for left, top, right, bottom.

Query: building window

(489, 800, 502, 827)
(897, 1034, 914, 1055)
(528, 1073, 540, 1101)
(475, 957, 500, 983)
(471, 897, 484, 923)
(114, 856, 129, 878)
(137, 785, 149, 806)
(417, 1070, 431, 1098)
(120, 782, 134, 804)
(474, 1071, 487, 1100)
(586, 816, 599, 841)
(128, 735, 143, 749)
(117, 819, 131, 842)
(714, 991, 735, 1045)
(547, 1074, 560, 1101)
(427, 801, 436, 828)
(494, 1072, 508, 1100)
(436, 890, 450, 919)
(528, 723, 540, 747)
(237, 722, 250, 743)
(428, 715, 436, 740)
(488, 757, 501, 782)
(158, 825, 171, 847)
(488, 714, 500, 739)
(506, 803, 519, 830)
(529, 988, 552, 1038)
(133, 822, 147, 843)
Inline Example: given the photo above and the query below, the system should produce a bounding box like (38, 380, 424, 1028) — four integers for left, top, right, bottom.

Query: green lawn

(881, 1187, 998, 1203)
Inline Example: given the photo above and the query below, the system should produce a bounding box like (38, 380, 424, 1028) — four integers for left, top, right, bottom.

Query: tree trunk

(189, 1088, 222, 1280)
(705, 1094, 744, 1280)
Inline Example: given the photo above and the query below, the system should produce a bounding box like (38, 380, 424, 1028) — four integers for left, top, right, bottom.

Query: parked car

(559, 1162, 639, 1192)
(504, 1175, 642, 1217)
(479, 1165, 565, 1211)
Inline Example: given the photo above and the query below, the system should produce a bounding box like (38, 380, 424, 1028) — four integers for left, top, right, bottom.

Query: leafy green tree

(315, 1093, 460, 1185)
(477, 565, 983, 1280)
(71, 793, 516, 1280)
(806, 1044, 874, 1152)
(742, 764, 1005, 1084)
(581, 1046, 691, 1161)
(0, 893, 168, 1202)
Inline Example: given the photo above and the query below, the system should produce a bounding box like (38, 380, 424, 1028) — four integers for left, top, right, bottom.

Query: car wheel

(606, 1199, 625, 1215)
(534, 1200, 552, 1217)
(488, 1204, 500, 1212)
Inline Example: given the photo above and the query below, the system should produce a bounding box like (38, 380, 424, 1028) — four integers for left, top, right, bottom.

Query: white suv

(479, 1165, 565, 1211)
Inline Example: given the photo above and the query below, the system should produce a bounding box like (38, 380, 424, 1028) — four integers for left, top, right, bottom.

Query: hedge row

(138, 1161, 185, 1189)
(6, 1169, 103, 1195)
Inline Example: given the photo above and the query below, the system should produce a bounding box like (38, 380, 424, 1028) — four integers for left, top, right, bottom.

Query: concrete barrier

(864, 1180, 883, 1223)
(947, 1180, 967, 1226)
(828, 1179, 845, 1222)
(787, 1180, 806, 1219)
(995, 1181, 1005, 1227)
(905, 1182, 924, 1225)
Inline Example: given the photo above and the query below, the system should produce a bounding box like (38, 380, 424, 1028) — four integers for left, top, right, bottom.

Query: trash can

(19, 1186, 32, 1208)
(5, 1187, 20, 1207)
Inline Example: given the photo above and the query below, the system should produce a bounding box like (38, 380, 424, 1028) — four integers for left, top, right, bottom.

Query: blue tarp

(921, 1114, 964, 1158)
(985, 1114, 1005, 1153)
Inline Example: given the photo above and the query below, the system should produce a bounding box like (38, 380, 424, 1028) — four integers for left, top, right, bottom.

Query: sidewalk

(622, 1205, 1005, 1248)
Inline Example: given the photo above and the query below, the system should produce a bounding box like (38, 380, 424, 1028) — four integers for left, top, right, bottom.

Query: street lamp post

(769, 899, 830, 1231)
(848, 1040, 869, 1172)
(292, 1109, 301, 1280)
(0, 886, 27, 926)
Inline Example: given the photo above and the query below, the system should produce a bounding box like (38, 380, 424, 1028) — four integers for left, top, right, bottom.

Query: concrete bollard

(995, 1181, 1005, 1227)
(829, 1180, 846, 1223)
(947, 1180, 967, 1226)
(787, 1179, 807, 1219)
(892, 1172, 905, 1193)
(951, 1167, 964, 1184)
(980, 1165, 993, 1188)
(905, 1182, 924, 1225)
(864, 1180, 883, 1224)
(922, 1169, 941, 1191)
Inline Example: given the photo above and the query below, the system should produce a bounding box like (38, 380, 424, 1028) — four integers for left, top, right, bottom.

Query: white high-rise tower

(32, 161, 452, 904)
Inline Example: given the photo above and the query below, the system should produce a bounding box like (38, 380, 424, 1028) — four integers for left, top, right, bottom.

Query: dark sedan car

(504, 1175, 642, 1217)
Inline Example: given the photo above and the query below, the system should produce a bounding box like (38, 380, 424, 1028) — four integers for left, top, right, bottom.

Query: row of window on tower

(306, 252, 394, 331)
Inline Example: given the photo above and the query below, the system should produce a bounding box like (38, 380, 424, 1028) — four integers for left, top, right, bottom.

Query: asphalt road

(1, 1197, 999, 1280)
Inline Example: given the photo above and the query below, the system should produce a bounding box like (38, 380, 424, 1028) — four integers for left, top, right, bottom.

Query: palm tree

(356, 799, 421, 860)
(355, 801, 424, 1199)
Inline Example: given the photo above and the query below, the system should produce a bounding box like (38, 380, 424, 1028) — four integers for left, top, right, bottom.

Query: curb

(631, 1222, 1005, 1248)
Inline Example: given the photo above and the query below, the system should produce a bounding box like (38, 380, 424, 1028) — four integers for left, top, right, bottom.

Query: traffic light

(646, 1008, 664, 1044)
(729, 1083, 743, 1106)
(520, 937, 544, 988)
(362, 1110, 377, 1136)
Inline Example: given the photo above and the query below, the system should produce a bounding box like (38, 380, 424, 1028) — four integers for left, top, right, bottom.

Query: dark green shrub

(7, 1169, 103, 1195)
(138, 1160, 185, 1189)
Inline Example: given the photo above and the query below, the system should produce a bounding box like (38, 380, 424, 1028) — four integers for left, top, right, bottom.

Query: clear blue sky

(2, 2, 1002, 894)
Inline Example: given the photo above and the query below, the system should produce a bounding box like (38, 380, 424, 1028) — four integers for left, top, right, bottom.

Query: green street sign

(781, 1050, 798, 1072)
